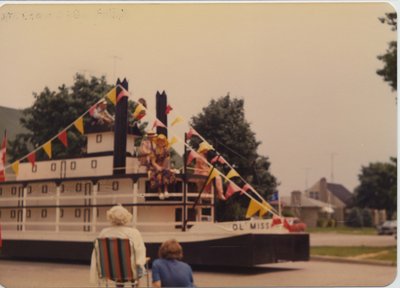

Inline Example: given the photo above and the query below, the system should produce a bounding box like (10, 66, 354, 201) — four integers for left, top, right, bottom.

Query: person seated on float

(152, 239, 195, 288)
(138, 131, 157, 169)
(148, 134, 176, 200)
(89, 205, 147, 286)
(195, 143, 225, 200)
(93, 99, 114, 125)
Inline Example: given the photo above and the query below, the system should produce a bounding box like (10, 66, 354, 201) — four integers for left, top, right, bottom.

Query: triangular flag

(117, 87, 129, 102)
(74, 117, 84, 135)
(171, 116, 184, 126)
(43, 141, 52, 159)
(246, 199, 261, 218)
(210, 155, 226, 165)
(106, 87, 117, 105)
(58, 130, 68, 148)
(11, 161, 19, 176)
(152, 119, 167, 130)
(225, 181, 241, 199)
(165, 104, 173, 115)
(271, 216, 282, 227)
(259, 201, 271, 217)
(206, 169, 220, 186)
(226, 168, 240, 179)
(187, 127, 200, 140)
(133, 103, 146, 120)
(169, 136, 178, 146)
(89, 104, 96, 116)
(27, 152, 36, 167)
(241, 183, 252, 195)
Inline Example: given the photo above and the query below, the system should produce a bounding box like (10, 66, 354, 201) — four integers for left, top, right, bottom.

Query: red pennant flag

(225, 182, 241, 199)
(27, 152, 36, 167)
(241, 183, 251, 195)
(89, 104, 96, 116)
(0, 131, 6, 182)
(283, 218, 292, 232)
(187, 127, 200, 139)
(165, 104, 173, 115)
(210, 155, 226, 165)
(58, 130, 68, 148)
(117, 88, 129, 102)
(271, 216, 282, 227)
(152, 119, 167, 130)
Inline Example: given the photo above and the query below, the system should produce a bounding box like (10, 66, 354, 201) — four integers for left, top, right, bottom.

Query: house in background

(305, 177, 353, 225)
(279, 190, 336, 228)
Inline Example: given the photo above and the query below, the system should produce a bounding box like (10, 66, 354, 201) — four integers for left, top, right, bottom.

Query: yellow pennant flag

(171, 116, 184, 126)
(246, 199, 261, 218)
(11, 161, 19, 176)
(106, 87, 117, 105)
(259, 201, 271, 217)
(226, 168, 240, 179)
(43, 141, 52, 159)
(206, 169, 220, 185)
(74, 117, 84, 134)
(133, 103, 145, 119)
(169, 136, 178, 146)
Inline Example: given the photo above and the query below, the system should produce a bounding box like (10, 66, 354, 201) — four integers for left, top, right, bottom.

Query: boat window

(27, 186, 32, 194)
(42, 185, 48, 194)
(91, 160, 97, 169)
(51, 163, 57, 172)
(26, 209, 31, 218)
(202, 207, 211, 216)
(75, 183, 82, 192)
(41, 209, 47, 218)
(96, 134, 102, 143)
(70, 161, 77, 170)
(32, 164, 37, 173)
(75, 208, 81, 218)
(112, 181, 119, 191)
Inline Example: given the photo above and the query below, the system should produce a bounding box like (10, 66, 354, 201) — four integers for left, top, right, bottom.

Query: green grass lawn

(311, 246, 397, 263)
(307, 226, 377, 235)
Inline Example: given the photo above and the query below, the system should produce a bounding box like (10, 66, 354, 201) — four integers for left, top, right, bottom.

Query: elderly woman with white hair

(89, 205, 146, 284)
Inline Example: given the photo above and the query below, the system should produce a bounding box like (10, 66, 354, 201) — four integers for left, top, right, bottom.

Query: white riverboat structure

(0, 79, 309, 266)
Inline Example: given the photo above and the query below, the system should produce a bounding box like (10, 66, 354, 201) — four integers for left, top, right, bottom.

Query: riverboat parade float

(0, 78, 309, 266)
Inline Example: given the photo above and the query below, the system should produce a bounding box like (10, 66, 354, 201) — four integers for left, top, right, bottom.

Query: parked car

(377, 220, 397, 235)
(287, 217, 307, 232)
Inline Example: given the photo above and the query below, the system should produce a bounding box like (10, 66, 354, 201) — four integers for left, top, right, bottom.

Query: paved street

(310, 233, 397, 247)
(0, 259, 397, 287)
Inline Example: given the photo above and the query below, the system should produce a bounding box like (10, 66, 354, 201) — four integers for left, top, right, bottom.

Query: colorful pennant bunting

(117, 87, 129, 102)
(210, 155, 226, 165)
(89, 105, 96, 117)
(58, 130, 68, 148)
(74, 117, 84, 135)
(165, 104, 173, 115)
(11, 161, 19, 176)
(225, 182, 241, 199)
(27, 152, 36, 167)
(106, 87, 117, 105)
(43, 141, 52, 159)
(246, 199, 261, 218)
(187, 127, 200, 139)
(133, 103, 146, 120)
(259, 201, 270, 217)
(226, 168, 240, 179)
(271, 216, 282, 227)
(171, 116, 184, 126)
(206, 169, 220, 185)
(152, 119, 167, 130)
(169, 136, 178, 146)
(241, 183, 252, 195)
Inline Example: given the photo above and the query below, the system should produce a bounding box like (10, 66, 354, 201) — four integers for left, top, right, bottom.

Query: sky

(0, 2, 397, 196)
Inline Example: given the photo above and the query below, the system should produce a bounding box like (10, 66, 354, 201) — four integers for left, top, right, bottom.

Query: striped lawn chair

(95, 238, 149, 287)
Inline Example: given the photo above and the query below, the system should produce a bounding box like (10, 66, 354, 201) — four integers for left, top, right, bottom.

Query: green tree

(377, 13, 397, 91)
(8, 74, 113, 162)
(190, 95, 278, 221)
(354, 157, 397, 220)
